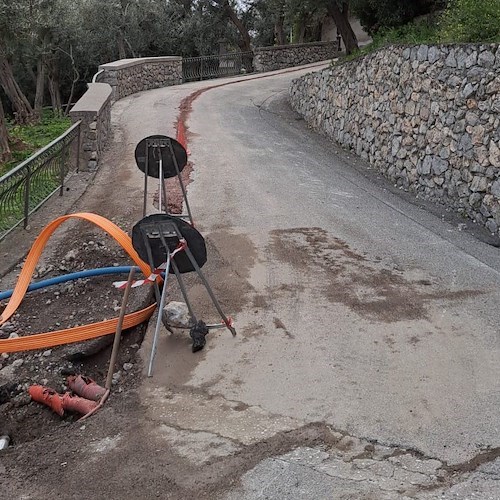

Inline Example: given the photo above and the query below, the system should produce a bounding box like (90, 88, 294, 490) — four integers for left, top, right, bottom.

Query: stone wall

(69, 83, 112, 171)
(98, 57, 182, 101)
(290, 44, 500, 235)
(254, 42, 338, 72)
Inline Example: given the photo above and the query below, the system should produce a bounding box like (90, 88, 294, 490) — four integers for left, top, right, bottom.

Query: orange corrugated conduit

(0, 213, 156, 353)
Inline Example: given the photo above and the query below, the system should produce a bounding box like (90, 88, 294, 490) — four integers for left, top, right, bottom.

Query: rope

(0, 213, 155, 353)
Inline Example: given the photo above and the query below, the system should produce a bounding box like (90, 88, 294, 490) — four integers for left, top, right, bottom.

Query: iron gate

(182, 51, 254, 82)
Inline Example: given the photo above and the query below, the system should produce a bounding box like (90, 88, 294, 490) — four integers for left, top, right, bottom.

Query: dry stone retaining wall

(98, 57, 183, 101)
(290, 44, 500, 235)
(254, 42, 338, 72)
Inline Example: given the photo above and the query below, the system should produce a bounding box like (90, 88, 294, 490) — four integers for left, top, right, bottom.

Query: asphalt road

(181, 67, 500, 462)
(4, 64, 498, 499)
(133, 64, 500, 498)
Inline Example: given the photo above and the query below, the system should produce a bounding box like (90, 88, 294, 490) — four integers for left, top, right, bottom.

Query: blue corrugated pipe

(0, 266, 141, 301)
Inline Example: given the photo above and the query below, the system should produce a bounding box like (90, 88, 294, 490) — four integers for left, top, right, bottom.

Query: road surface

(2, 63, 499, 499)
(144, 64, 500, 497)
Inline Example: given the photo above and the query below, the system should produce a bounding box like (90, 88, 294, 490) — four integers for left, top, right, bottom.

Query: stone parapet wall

(98, 57, 182, 101)
(254, 42, 338, 72)
(69, 83, 112, 171)
(290, 44, 500, 235)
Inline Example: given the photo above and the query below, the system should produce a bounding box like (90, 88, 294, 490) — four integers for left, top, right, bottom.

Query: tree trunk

(293, 17, 307, 44)
(220, 1, 252, 52)
(326, 2, 358, 55)
(0, 98, 11, 162)
(34, 55, 46, 115)
(0, 56, 36, 125)
(46, 56, 62, 115)
(274, 5, 286, 45)
(117, 30, 127, 59)
(63, 45, 80, 116)
(218, 0, 253, 71)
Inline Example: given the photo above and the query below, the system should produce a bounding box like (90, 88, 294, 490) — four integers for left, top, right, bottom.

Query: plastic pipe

(0, 266, 140, 301)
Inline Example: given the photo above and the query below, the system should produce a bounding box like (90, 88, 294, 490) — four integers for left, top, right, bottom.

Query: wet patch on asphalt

(270, 227, 484, 323)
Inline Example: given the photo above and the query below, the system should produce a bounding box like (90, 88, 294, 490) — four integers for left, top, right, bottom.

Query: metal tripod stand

(137, 217, 236, 377)
(136, 135, 194, 223)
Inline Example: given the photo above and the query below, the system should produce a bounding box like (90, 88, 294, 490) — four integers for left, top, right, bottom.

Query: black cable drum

(132, 214, 207, 274)
(134, 135, 188, 179)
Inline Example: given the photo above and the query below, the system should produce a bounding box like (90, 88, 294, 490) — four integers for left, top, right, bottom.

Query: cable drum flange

(132, 214, 207, 273)
(134, 135, 188, 179)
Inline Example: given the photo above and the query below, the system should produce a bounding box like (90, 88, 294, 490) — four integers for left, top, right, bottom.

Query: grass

(1, 110, 71, 177)
(339, 17, 442, 65)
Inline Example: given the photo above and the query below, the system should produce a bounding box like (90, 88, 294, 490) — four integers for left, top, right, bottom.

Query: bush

(439, 0, 500, 43)
(374, 18, 441, 44)
(351, 0, 445, 35)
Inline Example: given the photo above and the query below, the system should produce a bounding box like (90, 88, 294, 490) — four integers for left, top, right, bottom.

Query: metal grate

(182, 51, 254, 82)
(0, 120, 81, 241)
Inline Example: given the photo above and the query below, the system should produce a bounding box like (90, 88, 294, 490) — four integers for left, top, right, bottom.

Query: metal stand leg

(141, 231, 162, 304)
(143, 150, 149, 217)
(157, 228, 196, 325)
(162, 176, 168, 213)
(148, 254, 171, 377)
(182, 245, 236, 336)
(158, 156, 164, 213)
(171, 260, 197, 325)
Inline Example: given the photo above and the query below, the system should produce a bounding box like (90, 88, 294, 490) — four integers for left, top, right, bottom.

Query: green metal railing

(0, 120, 81, 241)
(182, 51, 254, 82)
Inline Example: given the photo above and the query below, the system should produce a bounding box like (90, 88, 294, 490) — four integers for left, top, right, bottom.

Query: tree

(439, 0, 500, 43)
(285, 0, 359, 53)
(0, 1, 37, 124)
(215, 0, 253, 53)
(0, 98, 11, 162)
(325, 1, 358, 54)
(274, 1, 286, 45)
(0, 52, 36, 124)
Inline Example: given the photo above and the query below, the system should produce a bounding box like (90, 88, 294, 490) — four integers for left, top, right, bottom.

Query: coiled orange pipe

(0, 213, 156, 353)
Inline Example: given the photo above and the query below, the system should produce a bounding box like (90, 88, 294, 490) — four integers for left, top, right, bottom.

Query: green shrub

(439, 0, 500, 43)
(1, 110, 70, 176)
(338, 16, 441, 63)
(374, 18, 441, 45)
(351, 0, 446, 35)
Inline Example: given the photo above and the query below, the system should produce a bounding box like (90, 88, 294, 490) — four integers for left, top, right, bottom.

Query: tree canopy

(1, 0, 497, 162)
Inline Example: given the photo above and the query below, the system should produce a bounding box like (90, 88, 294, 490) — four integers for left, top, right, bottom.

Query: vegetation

(439, 0, 500, 43)
(0, 0, 360, 166)
(1, 0, 498, 168)
(351, 0, 446, 35)
(342, 0, 500, 62)
(1, 111, 70, 176)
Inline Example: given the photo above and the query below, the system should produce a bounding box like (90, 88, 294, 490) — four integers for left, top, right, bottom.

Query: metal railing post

(23, 167, 30, 229)
(76, 122, 81, 173)
(59, 143, 66, 196)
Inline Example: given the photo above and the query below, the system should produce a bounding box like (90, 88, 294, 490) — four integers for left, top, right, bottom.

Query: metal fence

(183, 51, 254, 82)
(0, 120, 81, 241)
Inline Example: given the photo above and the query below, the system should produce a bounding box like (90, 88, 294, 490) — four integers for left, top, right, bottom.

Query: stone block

(478, 50, 495, 67)
(471, 175, 488, 192)
(489, 140, 500, 167)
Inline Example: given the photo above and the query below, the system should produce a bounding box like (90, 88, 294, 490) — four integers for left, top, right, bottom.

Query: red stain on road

(170, 62, 328, 213)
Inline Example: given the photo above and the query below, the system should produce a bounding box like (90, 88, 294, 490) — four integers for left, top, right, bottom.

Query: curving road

(4, 65, 500, 500)
(116, 63, 500, 499)
(8, 64, 497, 499)
(142, 64, 500, 497)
